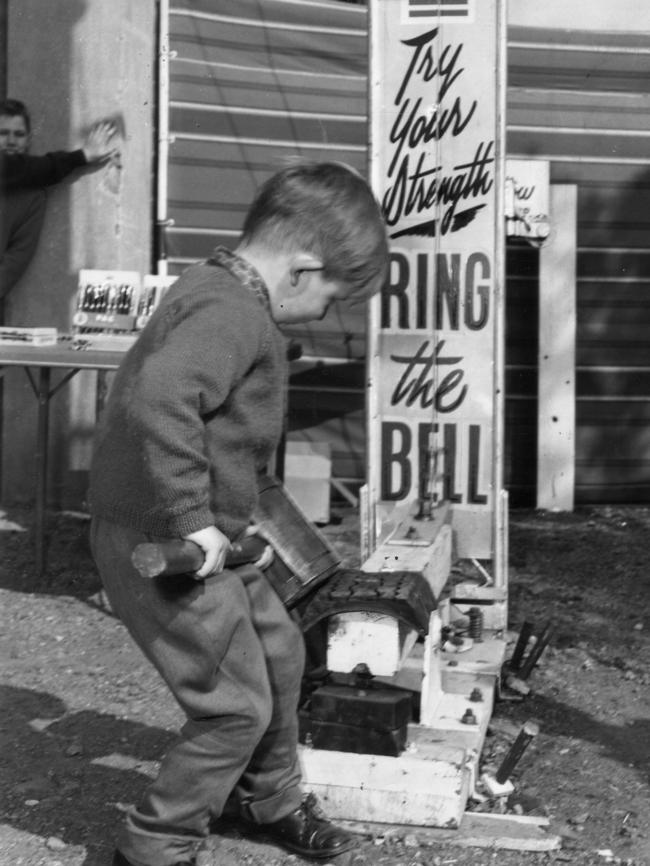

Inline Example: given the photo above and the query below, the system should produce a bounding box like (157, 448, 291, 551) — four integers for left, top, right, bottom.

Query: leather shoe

(112, 850, 194, 866)
(258, 792, 358, 859)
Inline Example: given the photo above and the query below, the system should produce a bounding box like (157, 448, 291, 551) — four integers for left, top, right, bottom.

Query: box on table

(284, 440, 331, 524)
(0, 327, 57, 347)
(73, 269, 141, 335)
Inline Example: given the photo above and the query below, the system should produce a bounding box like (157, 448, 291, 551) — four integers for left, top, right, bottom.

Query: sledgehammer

(481, 720, 540, 798)
(131, 535, 268, 578)
(506, 621, 554, 696)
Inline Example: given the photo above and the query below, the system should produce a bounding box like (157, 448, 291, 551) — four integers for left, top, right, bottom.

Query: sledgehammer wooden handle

(132, 536, 267, 578)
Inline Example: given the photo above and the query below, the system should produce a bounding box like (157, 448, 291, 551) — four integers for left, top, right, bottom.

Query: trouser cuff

(240, 786, 303, 824)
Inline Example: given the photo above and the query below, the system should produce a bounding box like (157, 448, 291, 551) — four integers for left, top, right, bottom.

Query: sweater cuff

(166, 507, 215, 538)
(72, 149, 88, 167)
(166, 510, 247, 542)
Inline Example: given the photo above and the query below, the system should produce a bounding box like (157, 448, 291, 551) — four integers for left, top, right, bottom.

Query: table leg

(34, 366, 51, 578)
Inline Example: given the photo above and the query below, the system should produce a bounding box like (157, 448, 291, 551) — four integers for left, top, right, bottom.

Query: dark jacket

(0, 149, 87, 192)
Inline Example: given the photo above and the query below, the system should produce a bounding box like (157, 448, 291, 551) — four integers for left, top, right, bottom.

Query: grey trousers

(90, 517, 306, 866)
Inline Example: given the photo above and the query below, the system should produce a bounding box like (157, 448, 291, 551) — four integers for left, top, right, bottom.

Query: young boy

(88, 161, 388, 866)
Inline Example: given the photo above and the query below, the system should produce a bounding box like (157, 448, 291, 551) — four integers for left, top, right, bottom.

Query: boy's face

(0, 114, 30, 154)
(272, 268, 349, 325)
(0, 114, 30, 153)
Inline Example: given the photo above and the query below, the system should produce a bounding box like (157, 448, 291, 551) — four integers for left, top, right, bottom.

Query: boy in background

(89, 161, 388, 866)
(0, 98, 117, 300)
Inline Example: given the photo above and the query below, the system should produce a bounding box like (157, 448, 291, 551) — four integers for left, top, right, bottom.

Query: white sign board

(505, 159, 551, 243)
(367, 0, 506, 560)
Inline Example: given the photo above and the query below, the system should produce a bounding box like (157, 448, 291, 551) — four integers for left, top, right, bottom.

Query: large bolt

(461, 708, 478, 725)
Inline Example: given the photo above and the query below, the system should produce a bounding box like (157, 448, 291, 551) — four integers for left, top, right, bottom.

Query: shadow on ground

(0, 684, 177, 864)
(0, 506, 104, 601)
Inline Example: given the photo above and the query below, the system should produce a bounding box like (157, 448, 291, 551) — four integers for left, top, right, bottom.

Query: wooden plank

(537, 185, 577, 511)
(419, 612, 444, 723)
(377, 634, 505, 695)
(345, 812, 562, 852)
(441, 632, 508, 679)
(441, 670, 498, 702)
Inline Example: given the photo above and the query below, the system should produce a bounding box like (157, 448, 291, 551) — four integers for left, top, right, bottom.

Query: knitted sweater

(89, 251, 287, 540)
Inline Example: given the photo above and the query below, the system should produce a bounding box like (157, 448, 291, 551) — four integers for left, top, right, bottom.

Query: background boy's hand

(82, 120, 119, 164)
(183, 525, 232, 578)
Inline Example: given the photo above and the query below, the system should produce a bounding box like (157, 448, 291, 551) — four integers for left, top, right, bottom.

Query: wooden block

(418, 691, 493, 739)
(411, 686, 495, 793)
(327, 612, 418, 676)
(379, 633, 504, 699)
(299, 733, 470, 827)
(363, 522, 452, 599)
(441, 632, 507, 688)
(441, 670, 497, 703)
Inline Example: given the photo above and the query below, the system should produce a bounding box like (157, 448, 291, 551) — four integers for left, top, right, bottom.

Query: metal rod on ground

(518, 622, 554, 680)
(495, 720, 539, 784)
(509, 620, 534, 670)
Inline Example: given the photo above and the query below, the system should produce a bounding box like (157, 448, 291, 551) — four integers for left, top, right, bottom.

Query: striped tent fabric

(162, 0, 367, 261)
(160, 0, 370, 486)
(162, 0, 369, 359)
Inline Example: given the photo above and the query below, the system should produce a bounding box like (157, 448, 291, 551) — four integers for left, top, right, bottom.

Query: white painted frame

(156, 0, 171, 276)
(537, 185, 578, 511)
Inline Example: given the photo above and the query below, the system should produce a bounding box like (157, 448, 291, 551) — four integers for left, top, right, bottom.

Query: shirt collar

(208, 246, 271, 313)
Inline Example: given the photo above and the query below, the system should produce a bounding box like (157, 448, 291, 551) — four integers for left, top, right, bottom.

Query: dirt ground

(1, 503, 649, 866)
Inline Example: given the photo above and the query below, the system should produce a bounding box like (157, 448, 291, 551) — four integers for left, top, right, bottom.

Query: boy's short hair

(0, 98, 31, 133)
(240, 161, 389, 302)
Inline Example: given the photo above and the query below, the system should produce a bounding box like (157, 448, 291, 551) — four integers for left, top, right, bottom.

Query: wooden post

(537, 185, 577, 511)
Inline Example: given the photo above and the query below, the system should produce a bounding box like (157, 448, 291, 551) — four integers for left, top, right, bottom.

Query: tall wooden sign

(367, 0, 507, 566)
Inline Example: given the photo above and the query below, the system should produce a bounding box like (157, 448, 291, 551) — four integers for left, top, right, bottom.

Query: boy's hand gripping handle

(131, 535, 268, 578)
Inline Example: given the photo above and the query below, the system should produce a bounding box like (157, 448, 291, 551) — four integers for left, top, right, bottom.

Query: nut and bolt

(461, 708, 478, 725)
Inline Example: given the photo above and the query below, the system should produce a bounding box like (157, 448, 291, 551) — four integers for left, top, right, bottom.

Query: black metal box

(309, 683, 413, 731)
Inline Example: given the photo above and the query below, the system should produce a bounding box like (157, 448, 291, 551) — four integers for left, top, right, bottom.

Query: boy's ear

(288, 252, 324, 288)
